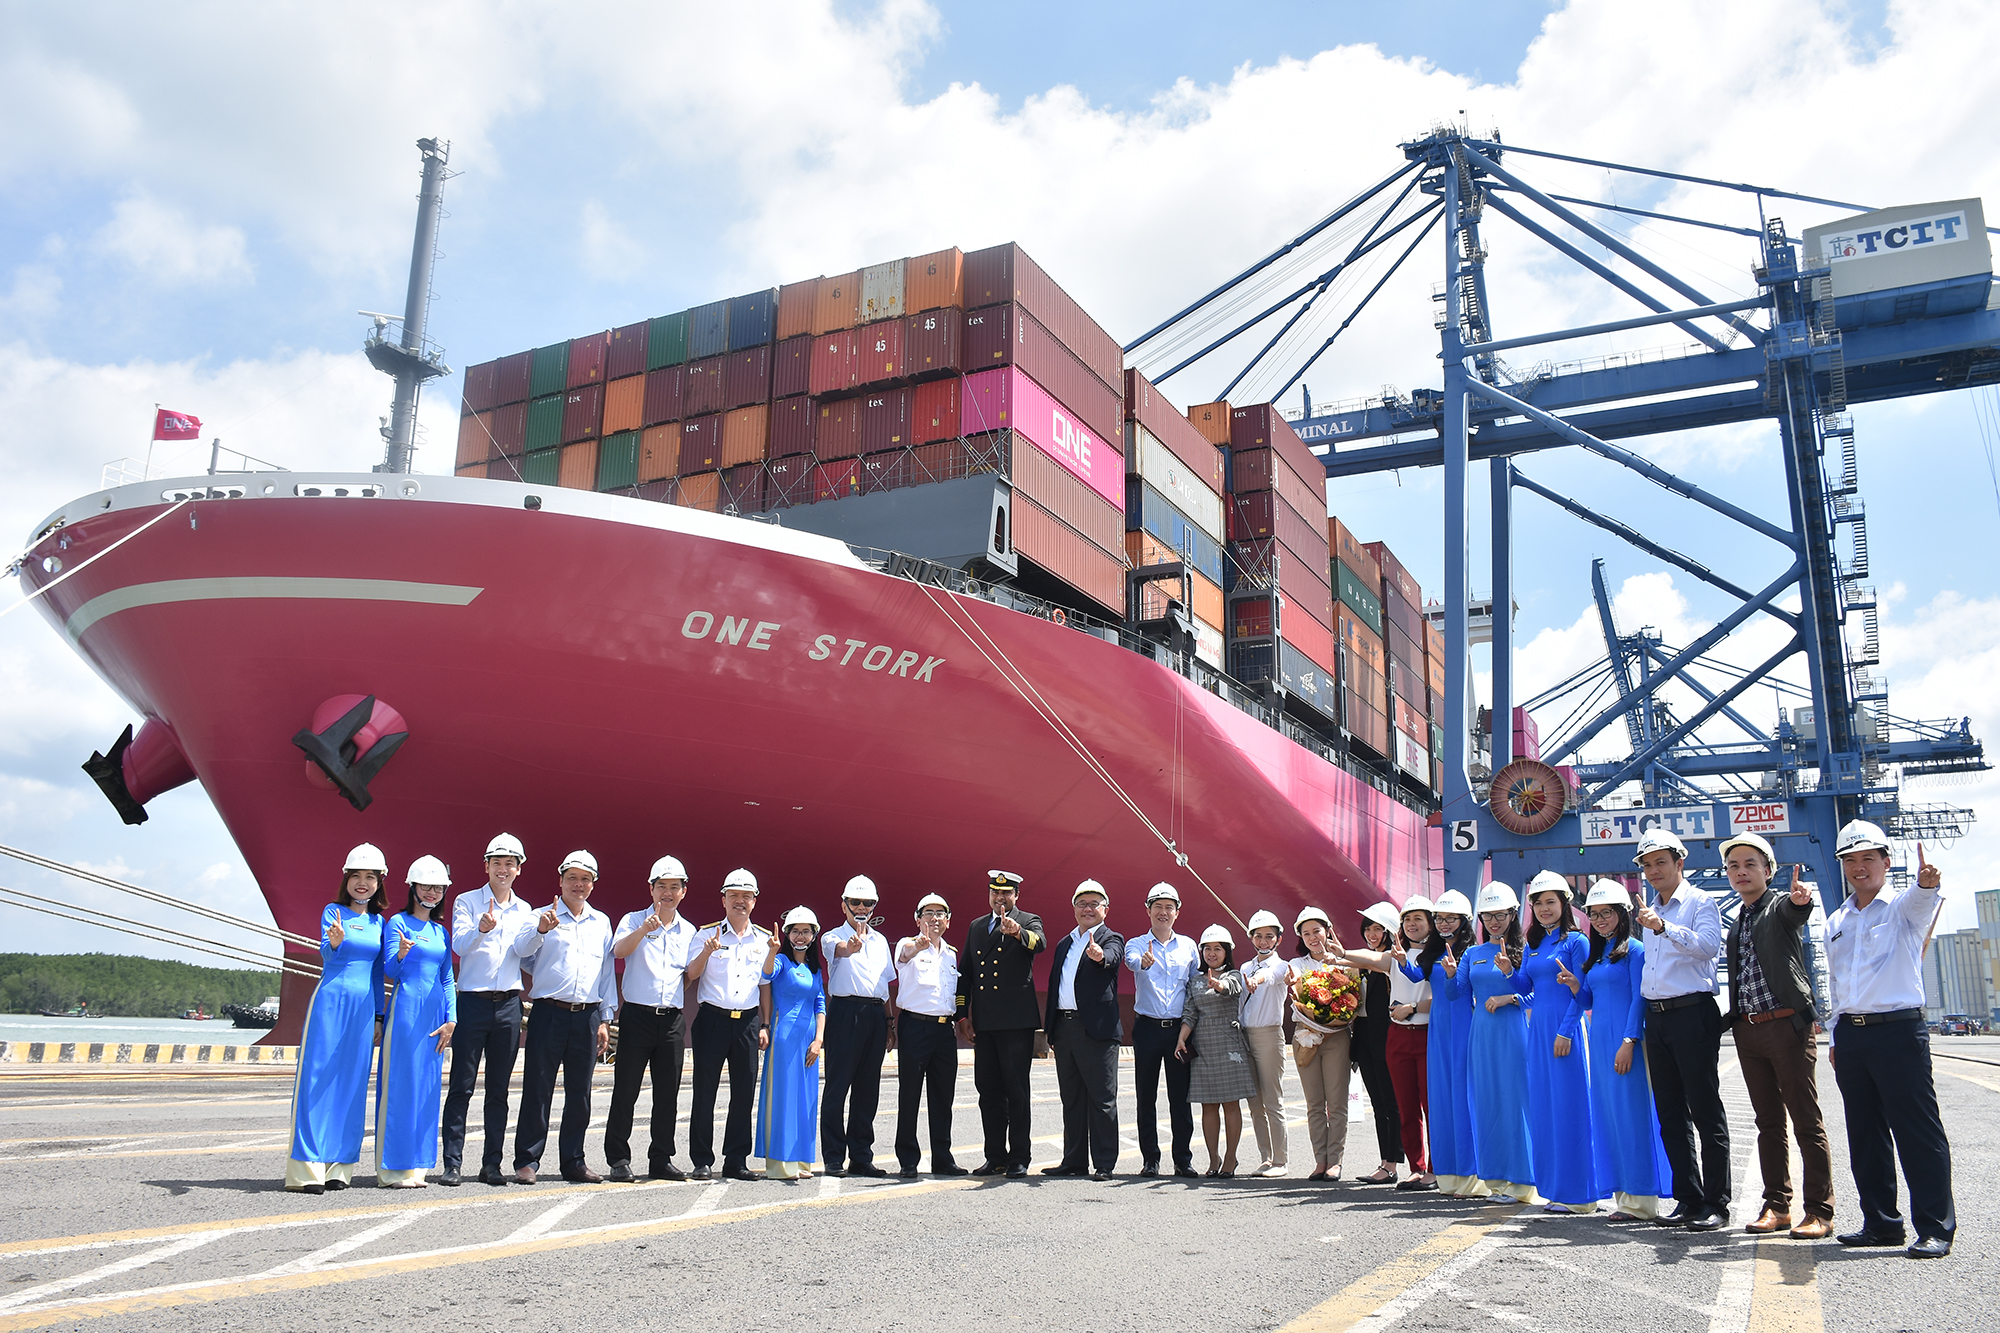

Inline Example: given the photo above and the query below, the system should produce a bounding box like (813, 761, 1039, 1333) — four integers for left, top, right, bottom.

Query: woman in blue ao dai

(1410, 890, 1486, 1197)
(757, 907, 827, 1180)
(1462, 883, 1535, 1202)
(376, 856, 458, 1187)
(286, 844, 389, 1194)
(1578, 879, 1673, 1220)
(1510, 872, 1596, 1213)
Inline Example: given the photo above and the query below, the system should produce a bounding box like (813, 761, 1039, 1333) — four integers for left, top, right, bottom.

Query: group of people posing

(284, 820, 1956, 1259)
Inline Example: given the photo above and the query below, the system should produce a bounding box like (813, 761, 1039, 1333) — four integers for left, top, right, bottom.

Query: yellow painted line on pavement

(1938, 1066, 2000, 1096)
(1275, 1201, 1523, 1331)
(1747, 1238, 1823, 1333)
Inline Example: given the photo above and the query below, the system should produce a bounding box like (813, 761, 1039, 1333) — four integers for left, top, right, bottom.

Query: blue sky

(1, 0, 1995, 971)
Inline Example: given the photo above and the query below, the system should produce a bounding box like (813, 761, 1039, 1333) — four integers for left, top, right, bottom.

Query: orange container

(905, 247, 964, 313)
(1329, 516, 1381, 589)
(558, 439, 598, 490)
(638, 424, 681, 483)
(777, 279, 818, 341)
(812, 271, 861, 335)
(1187, 401, 1232, 445)
(1124, 531, 1227, 628)
(677, 470, 721, 512)
(720, 404, 769, 465)
(602, 374, 645, 435)
(456, 411, 492, 468)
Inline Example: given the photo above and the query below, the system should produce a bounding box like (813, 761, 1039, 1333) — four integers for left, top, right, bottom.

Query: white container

(861, 260, 907, 324)
(1194, 616, 1224, 670)
(1125, 422, 1222, 539)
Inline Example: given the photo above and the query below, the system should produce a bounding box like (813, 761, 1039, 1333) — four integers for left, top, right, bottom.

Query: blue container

(726, 288, 779, 351)
(1127, 479, 1223, 585)
(687, 299, 730, 359)
(1229, 639, 1275, 685)
(1278, 639, 1335, 720)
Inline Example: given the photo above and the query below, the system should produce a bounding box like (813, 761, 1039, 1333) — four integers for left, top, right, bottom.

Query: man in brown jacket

(1721, 831, 1834, 1239)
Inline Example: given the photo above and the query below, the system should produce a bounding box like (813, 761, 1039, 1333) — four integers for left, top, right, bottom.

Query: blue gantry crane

(1125, 127, 1990, 911)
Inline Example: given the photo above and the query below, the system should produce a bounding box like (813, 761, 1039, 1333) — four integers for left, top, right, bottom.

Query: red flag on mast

(153, 409, 202, 441)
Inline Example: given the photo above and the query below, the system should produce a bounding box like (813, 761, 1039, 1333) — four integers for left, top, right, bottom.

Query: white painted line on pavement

(0, 1232, 221, 1311)
(681, 1182, 728, 1217)
(503, 1197, 594, 1244)
(263, 1212, 422, 1276)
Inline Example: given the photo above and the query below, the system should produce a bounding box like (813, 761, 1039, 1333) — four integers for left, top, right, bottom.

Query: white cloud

(578, 200, 645, 280)
(0, 266, 61, 324)
(94, 193, 251, 285)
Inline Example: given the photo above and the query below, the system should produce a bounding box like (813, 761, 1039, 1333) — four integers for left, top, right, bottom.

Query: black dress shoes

(606, 1162, 635, 1183)
(1837, 1228, 1907, 1247)
(1090, 1169, 1113, 1182)
(899, 1166, 921, 1179)
(1908, 1236, 1952, 1259)
(1138, 1163, 1160, 1177)
(933, 1163, 969, 1176)
(971, 1162, 1005, 1176)
(562, 1167, 605, 1184)
(1041, 1164, 1086, 1176)
(722, 1166, 764, 1181)
(849, 1163, 888, 1178)
(1684, 1208, 1726, 1232)
(651, 1162, 687, 1182)
(689, 1165, 714, 1181)
(1654, 1206, 1693, 1228)
(823, 1167, 848, 1178)
(296, 1183, 325, 1196)
(479, 1165, 508, 1187)
(438, 1167, 462, 1187)
(1005, 1164, 1028, 1178)
(324, 1179, 349, 1191)
(1174, 1166, 1200, 1178)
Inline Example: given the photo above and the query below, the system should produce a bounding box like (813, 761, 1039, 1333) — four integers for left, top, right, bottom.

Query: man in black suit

(1043, 880, 1126, 1180)
(956, 870, 1045, 1178)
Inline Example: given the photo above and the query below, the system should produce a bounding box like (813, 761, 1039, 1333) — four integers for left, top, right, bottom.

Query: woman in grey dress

(1175, 923, 1259, 1177)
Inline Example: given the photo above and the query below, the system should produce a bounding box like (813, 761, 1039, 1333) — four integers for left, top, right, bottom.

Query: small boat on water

(222, 997, 280, 1030)
(179, 1006, 211, 1021)
(37, 1004, 95, 1018)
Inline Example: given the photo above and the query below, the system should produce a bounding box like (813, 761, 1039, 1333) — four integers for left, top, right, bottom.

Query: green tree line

(0, 954, 280, 1017)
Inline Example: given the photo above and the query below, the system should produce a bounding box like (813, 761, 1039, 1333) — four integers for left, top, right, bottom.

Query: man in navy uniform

(956, 870, 1044, 1178)
(1043, 880, 1125, 1180)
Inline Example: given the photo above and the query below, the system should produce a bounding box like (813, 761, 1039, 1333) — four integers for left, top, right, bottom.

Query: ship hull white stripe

(65, 577, 483, 643)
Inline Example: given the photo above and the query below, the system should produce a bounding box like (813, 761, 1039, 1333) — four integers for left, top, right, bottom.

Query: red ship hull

(25, 474, 1437, 1042)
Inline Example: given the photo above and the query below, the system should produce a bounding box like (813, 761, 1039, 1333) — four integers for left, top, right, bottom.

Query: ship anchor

(292, 694, 410, 812)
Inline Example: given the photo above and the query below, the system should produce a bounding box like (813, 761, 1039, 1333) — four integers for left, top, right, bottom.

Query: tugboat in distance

(223, 997, 280, 1030)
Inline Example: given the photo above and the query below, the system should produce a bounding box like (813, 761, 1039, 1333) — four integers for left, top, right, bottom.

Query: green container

(530, 342, 570, 398)
(526, 395, 564, 452)
(1334, 559, 1384, 636)
(521, 448, 560, 487)
(647, 311, 689, 370)
(597, 431, 640, 491)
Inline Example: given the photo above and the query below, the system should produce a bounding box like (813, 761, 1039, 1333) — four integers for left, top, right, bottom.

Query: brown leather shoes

(515, 1165, 538, 1185)
(1789, 1216, 1833, 1240)
(1746, 1208, 1793, 1234)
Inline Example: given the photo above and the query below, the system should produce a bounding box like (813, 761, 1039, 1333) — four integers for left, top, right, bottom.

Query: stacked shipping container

(1122, 368, 1227, 669)
(1315, 516, 1446, 794)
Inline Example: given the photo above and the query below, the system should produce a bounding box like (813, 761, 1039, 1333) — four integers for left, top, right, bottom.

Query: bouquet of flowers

(1290, 965, 1361, 1065)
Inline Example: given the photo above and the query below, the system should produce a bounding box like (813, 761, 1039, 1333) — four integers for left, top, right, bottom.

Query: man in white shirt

(441, 832, 538, 1188)
(893, 893, 966, 1178)
(604, 855, 698, 1182)
(1240, 910, 1293, 1178)
(1042, 881, 1124, 1180)
(683, 868, 771, 1181)
(1824, 822, 1955, 1258)
(1126, 884, 1199, 1177)
(1631, 829, 1730, 1232)
(511, 851, 617, 1185)
(819, 874, 895, 1178)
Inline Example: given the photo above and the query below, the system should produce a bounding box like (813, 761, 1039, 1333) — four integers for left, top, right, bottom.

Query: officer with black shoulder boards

(683, 868, 770, 1182)
(957, 870, 1044, 1178)
(819, 874, 893, 1178)
(893, 893, 967, 1177)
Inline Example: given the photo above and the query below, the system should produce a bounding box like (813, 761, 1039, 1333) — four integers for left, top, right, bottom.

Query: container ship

(24, 233, 1451, 1044)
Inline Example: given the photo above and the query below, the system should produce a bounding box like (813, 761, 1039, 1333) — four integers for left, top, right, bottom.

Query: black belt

(903, 1013, 954, 1023)
(1138, 1016, 1179, 1028)
(700, 1002, 758, 1021)
(460, 989, 520, 1000)
(1840, 1009, 1923, 1027)
(1055, 1009, 1080, 1020)
(536, 999, 597, 1013)
(628, 1004, 682, 1017)
(831, 995, 887, 1006)
(1646, 992, 1715, 1013)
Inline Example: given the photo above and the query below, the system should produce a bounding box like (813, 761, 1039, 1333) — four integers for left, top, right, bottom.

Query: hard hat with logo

(1474, 882, 1520, 914)
(406, 854, 450, 886)
(1071, 878, 1109, 905)
(1632, 829, 1689, 864)
(1583, 880, 1633, 910)
(1146, 883, 1182, 906)
(1432, 890, 1474, 918)
(1294, 906, 1332, 933)
(914, 893, 951, 918)
(781, 906, 819, 931)
(721, 868, 759, 894)
(843, 875, 879, 902)
(1835, 819, 1892, 859)
(1246, 909, 1284, 935)
(1399, 895, 1436, 917)
(344, 843, 388, 873)
(557, 850, 599, 879)
(1717, 831, 1776, 866)
(649, 855, 688, 883)
(1360, 902, 1402, 934)
(1198, 923, 1234, 947)
(484, 833, 526, 863)
(1525, 870, 1573, 902)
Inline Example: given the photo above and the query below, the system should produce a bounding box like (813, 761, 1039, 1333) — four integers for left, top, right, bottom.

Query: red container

(1231, 539, 1334, 631)
(777, 279, 817, 341)
(1011, 493, 1123, 616)
(808, 331, 859, 397)
(602, 374, 645, 435)
(855, 318, 905, 387)
(1231, 447, 1322, 521)
(1228, 491, 1329, 562)
(1230, 404, 1320, 492)
(859, 447, 910, 495)
(773, 335, 811, 399)
(914, 432, 1010, 484)
(1284, 609, 1338, 676)
(1124, 368, 1225, 495)
(567, 331, 610, 388)
(495, 351, 533, 405)
(643, 365, 684, 425)
(683, 356, 725, 416)
(678, 413, 722, 474)
(561, 384, 603, 443)
(488, 401, 527, 456)
(858, 387, 911, 453)
(961, 302, 1123, 452)
(720, 403, 769, 465)
(812, 458, 862, 502)
(814, 398, 862, 460)
(903, 306, 961, 381)
(462, 360, 498, 415)
(770, 395, 814, 456)
(721, 462, 764, 512)
(1008, 430, 1121, 556)
(723, 345, 771, 409)
(1344, 691, 1390, 756)
(1385, 617, 1420, 672)
(1232, 599, 1275, 640)
(607, 321, 649, 380)
(911, 378, 960, 444)
(1364, 540, 1423, 608)
(962, 242, 1122, 391)
(765, 452, 814, 508)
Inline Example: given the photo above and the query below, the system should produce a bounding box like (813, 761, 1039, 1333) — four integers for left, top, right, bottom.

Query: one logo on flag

(153, 409, 203, 441)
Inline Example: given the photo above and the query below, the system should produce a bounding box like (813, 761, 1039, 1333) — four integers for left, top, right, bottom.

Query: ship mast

(365, 137, 452, 474)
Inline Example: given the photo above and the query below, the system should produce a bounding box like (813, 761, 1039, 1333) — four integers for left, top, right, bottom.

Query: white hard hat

(1399, 895, 1435, 917)
(1246, 909, 1283, 934)
(1198, 923, 1234, 947)
(1294, 906, 1331, 932)
(1718, 831, 1776, 866)
(1525, 870, 1572, 902)
(1474, 882, 1520, 914)
(484, 832, 526, 863)
(843, 874, 879, 902)
(722, 867, 759, 893)
(1146, 883, 1182, 906)
(1583, 880, 1632, 909)
(406, 854, 450, 886)
(1360, 902, 1402, 934)
(344, 842, 388, 873)
(1632, 829, 1688, 864)
(649, 855, 688, 883)
(1072, 878, 1108, 905)
(1835, 819, 1891, 859)
(557, 850, 599, 879)
(781, 906, 819, 931)
(915, 893, 951, 918)
(1432, 890, 1474, 917)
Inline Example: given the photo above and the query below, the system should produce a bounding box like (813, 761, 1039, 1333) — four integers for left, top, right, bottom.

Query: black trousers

(440, 991, 521, 1171)
(895, 1013, 960, 1170)
(1646, 998, 1731, 1209)
(1833, 1016, 1956, 1240)
(820, 996, 888, 1169)
(1131, 1017, 1193, 1170)
(604, 1005, 685, 1171)
(689, 1004, 760, 1169)
(514, 1003, 599, 1172)
(1051, 1014, 1119, 1172)
(1352, 1019, 1404, 1164)
(973, 1027, 1036, 1167)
